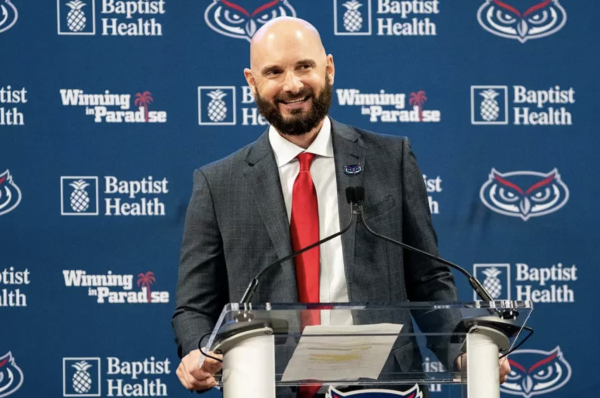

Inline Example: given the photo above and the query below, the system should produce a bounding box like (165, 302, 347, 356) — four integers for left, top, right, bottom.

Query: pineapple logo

(58, 0, 96, 35)
(335, 0, 371, 35)
(69, 180, 90, 213)
(482, 267, 503, 299)
(207, 90, 228, 122)
(63, 358, 101, 397)
(61, 177, 99, 216)
(72, 361, 93, 394)
(342, 1, 363, 32)
(479, 89, 500, 122)
(65, 1, 86, 32)
(474, 264, 511, 300)
(198, 86, 236, 125)
(471, 86, 508, 125)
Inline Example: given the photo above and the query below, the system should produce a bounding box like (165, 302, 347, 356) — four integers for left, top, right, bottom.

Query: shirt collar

(269, 116, 333, 168)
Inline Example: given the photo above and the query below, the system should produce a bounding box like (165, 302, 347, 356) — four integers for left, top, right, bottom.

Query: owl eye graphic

(480, 168, 569, 221)
(0, 0, 18, 33)
(0, 352, 24, 398)
(477, 0, 567, 43)
(501, 347, 571, 398)
(205, 0, 297, 41)
(327, 385, 422, 398)
(0, 170, 22, 216)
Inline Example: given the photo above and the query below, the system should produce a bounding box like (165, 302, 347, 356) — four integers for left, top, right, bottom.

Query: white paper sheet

(281, 323, 403, 382)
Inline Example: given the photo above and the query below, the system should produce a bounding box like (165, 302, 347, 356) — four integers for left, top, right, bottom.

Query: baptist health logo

(64, 357, 169, 397)
(334, 0, 439, 36)
(198, 86, 268, 126)
(64, 358, 101, 397)
(61, 176, 168, 216)
(0, 0, 18, 34)
(471, 85, 574, 126)
(57, 0, 165, 36)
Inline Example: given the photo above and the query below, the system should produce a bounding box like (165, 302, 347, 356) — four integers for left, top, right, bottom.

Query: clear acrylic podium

(201, 301, 533, 398)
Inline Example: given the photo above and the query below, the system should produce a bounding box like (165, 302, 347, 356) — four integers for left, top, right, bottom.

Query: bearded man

(172, 17, 509, 398)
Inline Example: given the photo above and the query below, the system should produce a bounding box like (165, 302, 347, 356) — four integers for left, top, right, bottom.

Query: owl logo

(480, 168, 569, 221)
(502, 347, 571, 398)
(477, 0, 567, 43)
(0, 170, 22, 216)
(0, 352, 24, 398)
(326, 384, 422, 398)
(204, 0, 297, 42)
(0, 0, 18, 33)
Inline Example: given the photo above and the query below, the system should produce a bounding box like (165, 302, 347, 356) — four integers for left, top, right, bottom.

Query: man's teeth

(283, 97, 308, 104)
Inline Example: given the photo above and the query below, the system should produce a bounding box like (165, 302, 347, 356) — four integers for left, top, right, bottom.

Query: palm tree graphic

(409, 91, 427, 122)
(137, 271, 156, 302)
(134, 91, 154, 122)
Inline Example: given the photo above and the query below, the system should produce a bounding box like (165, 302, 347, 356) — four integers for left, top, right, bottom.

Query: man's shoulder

(196, 139, 256, 177)
(332, 119, 409, 148)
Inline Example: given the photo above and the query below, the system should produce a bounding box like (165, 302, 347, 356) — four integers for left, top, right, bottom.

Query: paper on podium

(281, 323, 403, 382)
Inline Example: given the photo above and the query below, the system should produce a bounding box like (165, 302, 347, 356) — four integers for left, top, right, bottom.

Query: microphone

(352, 186, 499, 308)
(239, 187, 359, 305)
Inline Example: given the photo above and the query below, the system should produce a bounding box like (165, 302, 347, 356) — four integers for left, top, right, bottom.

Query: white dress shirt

(268, 117, 352, 325)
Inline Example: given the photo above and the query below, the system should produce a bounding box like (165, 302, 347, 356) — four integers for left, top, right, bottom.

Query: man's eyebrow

(261, 65, 281, 75)
(296, 59, 316, 67)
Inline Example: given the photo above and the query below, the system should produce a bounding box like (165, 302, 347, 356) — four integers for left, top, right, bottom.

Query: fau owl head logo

(205, 0, 296, 41)
(326, 384, 422, 398)
(0, 0, 18, 33)
(480, 168, 569, 221)
(0, 170, 22, 216)
(0, 352, 24, 398)
(502, 347, 571, 398)
(477, 0, 567, 43)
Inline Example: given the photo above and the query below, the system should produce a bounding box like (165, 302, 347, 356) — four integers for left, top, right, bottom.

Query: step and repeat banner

(1, 0, 598, 397)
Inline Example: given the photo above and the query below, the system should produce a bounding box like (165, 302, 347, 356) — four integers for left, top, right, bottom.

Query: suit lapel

(244, 131, 297, 299)
(331, 119, 365, 302)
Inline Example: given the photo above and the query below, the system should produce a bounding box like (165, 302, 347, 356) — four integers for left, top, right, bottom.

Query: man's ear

(244, 68, 257, 96)
(326, 54, 335, 85)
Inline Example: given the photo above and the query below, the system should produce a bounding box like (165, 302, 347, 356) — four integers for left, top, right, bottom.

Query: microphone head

(345, 187, 356, 204)
(354, 186, 365, 203)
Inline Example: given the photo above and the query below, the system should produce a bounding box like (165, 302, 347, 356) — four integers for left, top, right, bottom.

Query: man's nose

(282, 71, 303, 94)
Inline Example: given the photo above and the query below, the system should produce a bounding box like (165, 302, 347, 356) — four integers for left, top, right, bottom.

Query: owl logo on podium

(0, 352, 24, 398)
(502, 347, 571, 397)
(477, 0, 567, 43)
(480, 169, 569, 221)
(204, 0, 296, 41)
(0, 0, 18, 33)
(326, 384, 422, 398)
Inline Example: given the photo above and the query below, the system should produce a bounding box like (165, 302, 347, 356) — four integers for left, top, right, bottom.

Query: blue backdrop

(1, 0, 598, 397)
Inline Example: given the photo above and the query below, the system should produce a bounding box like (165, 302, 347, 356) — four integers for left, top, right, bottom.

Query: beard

(255, 75, 333, 136)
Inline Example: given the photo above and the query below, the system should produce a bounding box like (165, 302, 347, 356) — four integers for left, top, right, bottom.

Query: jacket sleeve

(400, 138, 462, 370)
(172, 169, 229, 358)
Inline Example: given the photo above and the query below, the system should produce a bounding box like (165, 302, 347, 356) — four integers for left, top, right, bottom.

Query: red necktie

(290, 153, 321, 398)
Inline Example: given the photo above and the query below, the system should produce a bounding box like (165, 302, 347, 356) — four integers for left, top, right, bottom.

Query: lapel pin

(344, 164, 363, 176)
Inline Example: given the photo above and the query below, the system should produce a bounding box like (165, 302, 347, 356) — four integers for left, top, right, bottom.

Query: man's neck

(276, 118, 326, 149)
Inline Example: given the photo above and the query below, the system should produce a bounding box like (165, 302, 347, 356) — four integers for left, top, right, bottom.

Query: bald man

(173, 17, 509, 397)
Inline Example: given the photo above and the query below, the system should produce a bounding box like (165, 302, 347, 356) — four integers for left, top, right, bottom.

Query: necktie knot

(297, 152, 316, 171)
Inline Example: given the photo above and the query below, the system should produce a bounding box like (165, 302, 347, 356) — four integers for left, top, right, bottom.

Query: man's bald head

(249, 17, 326, 70)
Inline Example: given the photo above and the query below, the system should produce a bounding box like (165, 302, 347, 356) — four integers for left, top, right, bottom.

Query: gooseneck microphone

(239, 187, 359, 305)
(351, 186, 495, 303)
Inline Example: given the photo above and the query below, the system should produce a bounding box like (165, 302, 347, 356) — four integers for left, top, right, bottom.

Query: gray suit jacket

(172, 119, 461, 395)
